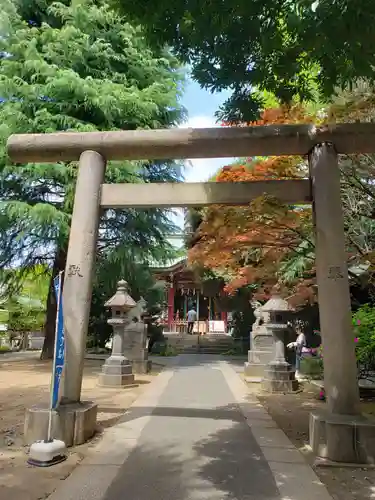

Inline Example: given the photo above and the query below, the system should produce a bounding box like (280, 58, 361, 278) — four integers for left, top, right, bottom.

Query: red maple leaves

(188, 105, 317, 304)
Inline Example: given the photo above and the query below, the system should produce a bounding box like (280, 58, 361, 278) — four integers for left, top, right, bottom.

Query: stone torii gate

(8, 123, 375, 462)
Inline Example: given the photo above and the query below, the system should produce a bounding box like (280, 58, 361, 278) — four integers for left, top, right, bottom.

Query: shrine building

(151, 258, 228, 334)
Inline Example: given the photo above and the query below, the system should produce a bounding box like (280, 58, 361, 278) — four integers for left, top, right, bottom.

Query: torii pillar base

(310, 411, 375, 464)
(24, 401, 97, 448)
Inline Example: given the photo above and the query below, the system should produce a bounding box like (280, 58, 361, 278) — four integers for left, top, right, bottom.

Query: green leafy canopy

(115, 0, 375, 122)
(0, 1, 189, 354)
(0, 0, 187, 291)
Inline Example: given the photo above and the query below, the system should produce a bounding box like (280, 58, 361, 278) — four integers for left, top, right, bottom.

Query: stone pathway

(49, 355, 333, 500)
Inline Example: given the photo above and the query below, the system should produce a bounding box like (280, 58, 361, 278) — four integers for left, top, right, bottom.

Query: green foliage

(0, 1, 186, 350)
(155, 344, 177, 357)
(3, 265, 50, 332)
(147, 323, 164, 347)
(0, 310, 9, 323)
(89, 261, 166, 347)
(278, 239, 315, 284)
(0, 1, 185, 272)
(17, 265, 50, 302)
(7, 297, 45, 332)
(353, 304, 375, 378)
(300, 357, 323, 380)
(221, 344, 246, 356)
(1, 0, 20, 33)
(223, 288, 254, 351)
(15, 0, 70, 28)
(114, 0, 375, 121)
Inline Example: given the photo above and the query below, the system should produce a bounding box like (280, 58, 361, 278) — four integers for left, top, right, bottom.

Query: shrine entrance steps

(163, 333, 234, 354)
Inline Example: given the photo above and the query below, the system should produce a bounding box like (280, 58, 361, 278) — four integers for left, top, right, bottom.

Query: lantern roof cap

(261, 294, 294, 313)
(105, 280, 136, 309)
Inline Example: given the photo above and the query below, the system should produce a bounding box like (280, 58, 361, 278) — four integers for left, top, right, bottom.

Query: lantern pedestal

(98, 280, 137, 388)
(98, 355, 136, 387)
(261, 362, 297, 393)
(259, 295, 298, 393)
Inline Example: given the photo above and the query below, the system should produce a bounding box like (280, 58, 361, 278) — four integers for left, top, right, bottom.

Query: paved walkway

(50, 355, 333, 500)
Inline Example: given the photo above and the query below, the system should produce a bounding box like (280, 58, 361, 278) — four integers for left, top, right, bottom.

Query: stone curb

(218, 361, 334, 500)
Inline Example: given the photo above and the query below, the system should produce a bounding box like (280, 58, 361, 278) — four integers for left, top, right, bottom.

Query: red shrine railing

(161, 319, 227, 334)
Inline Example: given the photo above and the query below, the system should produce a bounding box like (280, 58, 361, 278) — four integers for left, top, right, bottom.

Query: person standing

(187, 305, 197, 334)
(287, 322, 306, 380)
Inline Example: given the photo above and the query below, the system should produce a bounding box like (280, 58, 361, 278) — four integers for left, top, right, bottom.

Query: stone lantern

(260, 294, 297, 393)
(98, 280, 137, 387)
(123, 296, 152, 374)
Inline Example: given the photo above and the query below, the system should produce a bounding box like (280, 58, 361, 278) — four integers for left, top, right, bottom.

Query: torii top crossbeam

(7, 122, 375, 163)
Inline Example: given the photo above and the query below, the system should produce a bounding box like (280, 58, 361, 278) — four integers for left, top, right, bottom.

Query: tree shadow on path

(103, 403, 281, 500)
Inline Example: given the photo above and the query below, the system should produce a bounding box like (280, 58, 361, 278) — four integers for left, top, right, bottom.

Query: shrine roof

(151, 257, 187, 274)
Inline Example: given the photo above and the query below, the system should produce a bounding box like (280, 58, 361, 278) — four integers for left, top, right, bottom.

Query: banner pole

(47, 271, 63, 443)
(27, 271, 67, 467)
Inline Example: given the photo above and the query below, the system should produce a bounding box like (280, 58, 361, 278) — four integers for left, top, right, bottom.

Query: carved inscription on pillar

(327, 266, 344, 281)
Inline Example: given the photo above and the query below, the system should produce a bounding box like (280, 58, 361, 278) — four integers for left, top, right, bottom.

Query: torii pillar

(309, 143, 375, 464)
(25, 151, 104, 447)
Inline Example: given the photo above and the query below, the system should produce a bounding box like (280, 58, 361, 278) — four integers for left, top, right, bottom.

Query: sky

(180, 78, 233, 182)
(170, 78, 234, 232)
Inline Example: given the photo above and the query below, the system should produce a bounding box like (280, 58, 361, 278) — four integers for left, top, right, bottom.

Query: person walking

(187, 305, 197, 334)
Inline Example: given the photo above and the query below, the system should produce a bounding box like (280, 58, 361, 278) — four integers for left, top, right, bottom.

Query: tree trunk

(20, 331, 29, 351)
(40, 248, 67, 360)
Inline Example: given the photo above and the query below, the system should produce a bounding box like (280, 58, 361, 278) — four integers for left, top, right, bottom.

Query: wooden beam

(7, 123, 375, 163)
(100, 180, 311, 208)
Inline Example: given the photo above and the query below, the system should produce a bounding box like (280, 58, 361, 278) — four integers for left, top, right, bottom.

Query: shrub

(150, 341, 178, 356)
(300, 356, 323, 379)
(156, 344, 177, 357)
(222, 344, 246, 356)
(308, 305, 375, 400)
(147, 323, 164, 353)
(352, 304, 375, 379)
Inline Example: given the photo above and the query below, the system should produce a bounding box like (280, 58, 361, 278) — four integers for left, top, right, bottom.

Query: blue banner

(52, 273, 65, 409)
